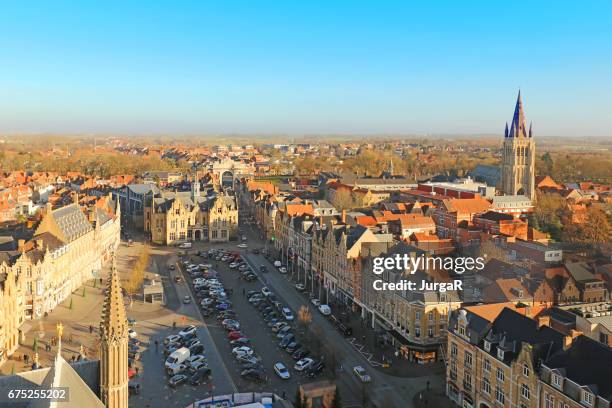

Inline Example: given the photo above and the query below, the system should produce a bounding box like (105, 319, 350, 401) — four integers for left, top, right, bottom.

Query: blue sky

(0, 1, 611, 136)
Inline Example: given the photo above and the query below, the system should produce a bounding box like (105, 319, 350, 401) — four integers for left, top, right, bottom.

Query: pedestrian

(136, 367, 140, 375)
(242, 288, 245, 296)
(172, 321, 176, 329)
(155, 340, 159, 351)
(89, 325, 93, 334)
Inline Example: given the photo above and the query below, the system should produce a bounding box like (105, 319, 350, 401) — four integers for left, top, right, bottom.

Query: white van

(179, 242, 192, 249)
(274, 260, 282, 267)
(165, 347, 190, 368)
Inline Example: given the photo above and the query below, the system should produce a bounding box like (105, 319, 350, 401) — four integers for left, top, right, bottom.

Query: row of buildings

(0, 193, 120, 364)
(446, 303, 611, 408)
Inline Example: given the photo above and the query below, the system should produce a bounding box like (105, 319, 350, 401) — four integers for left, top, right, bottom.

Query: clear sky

(1, 1, 611, 136)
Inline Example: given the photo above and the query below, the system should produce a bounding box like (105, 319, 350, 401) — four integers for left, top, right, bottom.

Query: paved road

(240, 224, 443, 408)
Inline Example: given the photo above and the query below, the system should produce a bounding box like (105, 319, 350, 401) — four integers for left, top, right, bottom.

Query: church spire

(100, 256, 128, 340)
(510, 89, 527, 137)
(529, 121, 533, 138)
(504, 122, 509, 138)
(99, 254, 129, 408)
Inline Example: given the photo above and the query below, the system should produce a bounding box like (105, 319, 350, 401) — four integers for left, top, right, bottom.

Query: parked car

(230, 337, 251, 346)
(190, 367, 212, 385)
(189, 360, 208, 373)
(286, 342, 301, 353)
(310, 298, 321, 307)
(232, 346, 254, 357)
(128, 328, 137, 338)
(294, 357, 314, 372)
(261, 287, 272, 297)
(281, 307, 294, 321)
(279, 334, 295, 348)
(179, 325, 197, 337)
(228, 331, 245, 340)
(274, 362, 291, 379)
(241, 369, 267, 382)
(164, 334, 182, 345)
(353, 366, 372, 382)
(186, 354, 206, 368)
(183, 295, 192, 304)
(168, 373, 188, 387)
(236, 354, 259, 365)
(165, 347, 190, 368)
(166, 362, 188, 376)
(276, 326, 292, 338)
(189, 344, 205, 355)
(318, 304, 332, 316)
(292, 348, 310, 360)
(295, 283, 306, 291)
(307, 361, 325, 378)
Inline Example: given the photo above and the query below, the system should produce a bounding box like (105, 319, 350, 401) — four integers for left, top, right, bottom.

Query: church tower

(191, 173, 201, 202)
(99, 257, 129, 408)
(500, 91, 536, 200)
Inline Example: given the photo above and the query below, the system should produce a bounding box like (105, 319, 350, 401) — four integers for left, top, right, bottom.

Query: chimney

(537, 315, 550, 328)
(18, 239, 26, 251)
(341, 209, 347, 224)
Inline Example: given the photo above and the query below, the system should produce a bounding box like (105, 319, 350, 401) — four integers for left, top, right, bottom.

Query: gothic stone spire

(509, 89, 527, 138)
(100, 256, 128, 341)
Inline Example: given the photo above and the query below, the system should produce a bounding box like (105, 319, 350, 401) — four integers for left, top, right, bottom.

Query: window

(464, 351, 472, 368)
(36, 280, 44, 296)
(581, 391, 593, 406)
(495, 386, 505, 404)
(496, 367, 504, 382)
(483, 359, 491, 372)
(520, 384, 530, 400)
(169, 232, 176, 241)
(522, 363, 530, 377)
(428, 328, 434, 337)
(482, 378, 491, 395)
(450, 342, 457, 357)
(428, 311, 434, 321)
(415, 327, 421, 338)
(459, 326, 465, 336)
(450, 361, 457, 380)
(484, 340, 491, 352)
(464, 372, 472, 389)
(552, 373, 563, 389)
(416, 311, 421, 320)
(544, 393, 554, 408)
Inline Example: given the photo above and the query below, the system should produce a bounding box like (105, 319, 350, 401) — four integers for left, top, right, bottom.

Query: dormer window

(497, 349, 504, 360)
(552, 373, 563, 390)
(581, 390, 594, 406)
(484, 340, 491, 352)
(522, 363, 530, 377)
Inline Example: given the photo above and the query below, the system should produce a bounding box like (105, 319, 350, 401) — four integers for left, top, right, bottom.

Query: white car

(274, 362, 290, 379)
(294, 357, 314, 372)
(237, 243, 248, 249)
(179, 325, 197, 337)
(353, 366, 371, 382)
(318, 304, 331, 316)
(164, 334, 182, 345)
(183, 295, 192, 304)
(282, 307, 294, 321)
(128, 328, 137, 339)
(279, 267, 287, 274)
(274, 260, 282, 267)
(295, 283, 306, 291)
(232, 346, 254, 357)
(261, 287, 272, 297)
(178, 242, 192, 249)
(310, 298, 321, 307)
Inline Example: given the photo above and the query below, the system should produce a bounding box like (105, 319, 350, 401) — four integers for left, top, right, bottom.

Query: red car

(228, 331, 245, 340)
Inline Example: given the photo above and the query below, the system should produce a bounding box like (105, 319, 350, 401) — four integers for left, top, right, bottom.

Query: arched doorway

(195, 230, 202, 241)
(479, 403, 491, 408)
(221, 171, 234, 188)
(517, 187, 525, 195)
